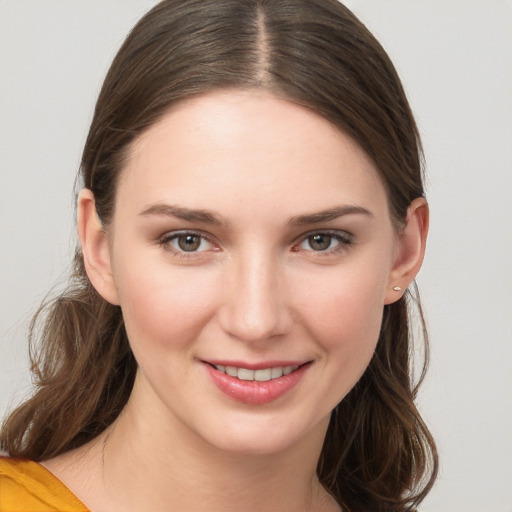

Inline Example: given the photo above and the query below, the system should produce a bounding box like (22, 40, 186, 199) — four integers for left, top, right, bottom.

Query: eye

(161, 232, 214, 253)
(296, 231, 353, 253)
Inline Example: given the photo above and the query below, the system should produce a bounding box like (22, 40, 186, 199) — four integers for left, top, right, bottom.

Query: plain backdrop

(1, 1, 511, 510)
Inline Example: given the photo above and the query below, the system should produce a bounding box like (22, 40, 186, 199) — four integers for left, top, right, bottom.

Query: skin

(44, 90, 428, 512)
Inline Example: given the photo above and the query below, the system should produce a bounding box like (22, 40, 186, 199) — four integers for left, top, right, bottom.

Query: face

(93, 90, 405, 455)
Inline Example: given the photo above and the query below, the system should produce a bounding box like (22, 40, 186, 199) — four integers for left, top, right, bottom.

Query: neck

(44, 374, 339, 512)
(102, 377, 334, 512)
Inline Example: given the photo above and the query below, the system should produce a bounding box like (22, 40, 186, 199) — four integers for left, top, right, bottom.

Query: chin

(193, 412, 331, 459)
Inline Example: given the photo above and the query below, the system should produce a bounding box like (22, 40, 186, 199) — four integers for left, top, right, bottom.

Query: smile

(204, 361, 311, 404)
(213, 364, 300, 381)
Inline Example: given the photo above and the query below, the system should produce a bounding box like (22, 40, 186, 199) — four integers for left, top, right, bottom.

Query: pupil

(178, 235, 200, 251)
(309, 234, 331, 251)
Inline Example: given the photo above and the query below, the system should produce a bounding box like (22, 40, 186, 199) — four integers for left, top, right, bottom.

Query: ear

(77, 189, 120, 305)
(384, 197, 429, 305)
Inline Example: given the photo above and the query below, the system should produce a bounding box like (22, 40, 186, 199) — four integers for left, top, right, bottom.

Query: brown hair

(1, 0, 437, 509)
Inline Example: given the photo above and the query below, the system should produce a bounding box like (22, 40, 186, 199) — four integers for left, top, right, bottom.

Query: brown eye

(161, 232, 214, 253)
(296, 231, 353, 253)
(177, 234, 202, 252)
(307, 234, 335, 251)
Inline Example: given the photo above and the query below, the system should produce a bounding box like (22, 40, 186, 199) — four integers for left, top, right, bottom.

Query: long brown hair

(1, 1, 438, 509)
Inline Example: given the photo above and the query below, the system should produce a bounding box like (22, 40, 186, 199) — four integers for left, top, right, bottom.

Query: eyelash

(158, 230, 354, 258)
(158, 231, 216, 259)
(293, 230, 354, 255)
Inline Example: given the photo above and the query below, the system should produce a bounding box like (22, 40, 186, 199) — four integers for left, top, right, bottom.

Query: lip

(203, 360, 311, 405)
(204, 359, 307, 371)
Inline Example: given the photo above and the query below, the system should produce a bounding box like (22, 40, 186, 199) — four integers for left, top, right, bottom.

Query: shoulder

(0, 456, 88, 512)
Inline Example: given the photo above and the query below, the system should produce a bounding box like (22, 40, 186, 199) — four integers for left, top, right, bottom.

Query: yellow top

(0, 457, 88, 512)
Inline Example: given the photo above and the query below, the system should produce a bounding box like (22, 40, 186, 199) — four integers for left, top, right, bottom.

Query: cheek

(295, 262, 389, 379)
(312, 283, 383, 352)
(114, 259, 221, 355)
(302, 260, 387, 330)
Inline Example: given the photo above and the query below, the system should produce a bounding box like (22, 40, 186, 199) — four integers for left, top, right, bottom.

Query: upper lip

(201, 359, 311, 370)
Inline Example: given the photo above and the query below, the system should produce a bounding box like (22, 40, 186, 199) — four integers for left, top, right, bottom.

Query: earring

(393, 286, 402, 291)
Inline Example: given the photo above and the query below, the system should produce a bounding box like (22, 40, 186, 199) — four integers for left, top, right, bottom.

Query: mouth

(203, 360, 312, 404)
(210, 364, 301, 382)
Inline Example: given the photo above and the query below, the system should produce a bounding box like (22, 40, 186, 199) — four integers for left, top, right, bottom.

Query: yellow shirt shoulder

(0, 457, 88, 512)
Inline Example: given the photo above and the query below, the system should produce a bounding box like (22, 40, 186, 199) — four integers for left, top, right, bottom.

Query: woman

(0, 0, 438, 511)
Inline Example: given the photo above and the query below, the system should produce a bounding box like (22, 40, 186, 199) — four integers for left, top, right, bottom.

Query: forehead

(119, 90, 388, 219)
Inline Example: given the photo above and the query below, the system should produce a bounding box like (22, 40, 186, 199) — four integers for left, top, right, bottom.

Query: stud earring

(393, 286, 402, 291)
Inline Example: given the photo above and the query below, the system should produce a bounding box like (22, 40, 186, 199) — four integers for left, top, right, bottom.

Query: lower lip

(204, 363, 310, 405)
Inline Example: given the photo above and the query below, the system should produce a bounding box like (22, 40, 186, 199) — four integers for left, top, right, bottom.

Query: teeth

(238, 368, 254, 381)
(271, 367, 283, 379)
(254, 369, 271, 382)
(226, 366, 238, 377)
(214, 364, 299, 381)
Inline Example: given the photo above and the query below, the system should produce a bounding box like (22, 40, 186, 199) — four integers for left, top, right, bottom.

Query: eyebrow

(139, 203, 373, 227)
(139, 204, 225, 225)
(288, 205, 374, 226)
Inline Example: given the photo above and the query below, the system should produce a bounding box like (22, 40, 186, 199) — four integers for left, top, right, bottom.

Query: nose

(218, 251, 292, 344)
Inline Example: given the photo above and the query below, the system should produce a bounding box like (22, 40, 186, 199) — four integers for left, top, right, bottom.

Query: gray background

(1, 1, 511, 510)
